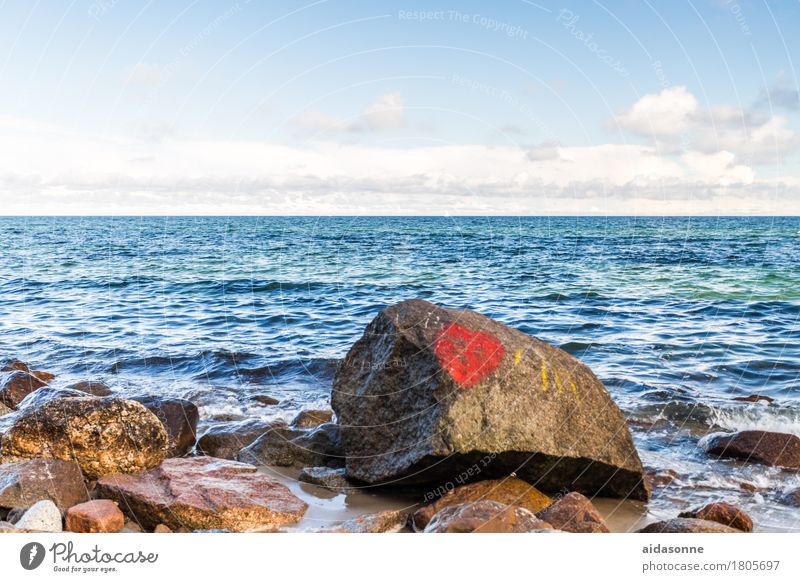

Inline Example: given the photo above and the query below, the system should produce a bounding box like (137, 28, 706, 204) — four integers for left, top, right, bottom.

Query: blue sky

(1, 0, 799, 214)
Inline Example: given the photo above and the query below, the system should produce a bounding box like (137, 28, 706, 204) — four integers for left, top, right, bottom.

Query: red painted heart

(434, 322, 506, 389)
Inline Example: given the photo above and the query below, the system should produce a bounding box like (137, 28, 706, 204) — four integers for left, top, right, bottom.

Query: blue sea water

(1, 216, 799, 530)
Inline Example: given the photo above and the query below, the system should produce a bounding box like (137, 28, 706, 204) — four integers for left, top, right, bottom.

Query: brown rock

(678, 502, 753, 532)
(637, 518, 742, 533)
(291, 409, 334, 428)
(1, 359, 30, 373)
(154, 524, 172, 533)
(237, 422, 344, 468)
(95, 457, 307, 532)
(733, 394, 775, 404)
(31, 371, 55, 383)
(196, 419, 274, 460)
(412, 477, 552, 530)
(0, 402, 12, 416)
(536, 492, 610, 533)
(645, 468, 680, 489)
(64, 381, 114, 396)
(0, 397, 168, 479)
(324, 509, 409, 533)
(16, 387, 88, 410)
(424, 501, 553, 533)
(703, 430, 800, 469)
(66, 500, 125, 533)
(332, 299, 649, 501)
(298, 467, 351, 492)
(131, 396, 198, 457)
(0, 458, 89, 511)
(251, 394, 280, 406)
(0, 371, 48, 409)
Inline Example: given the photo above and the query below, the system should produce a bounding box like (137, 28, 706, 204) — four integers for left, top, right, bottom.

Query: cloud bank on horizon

(0, 1, 799, 215)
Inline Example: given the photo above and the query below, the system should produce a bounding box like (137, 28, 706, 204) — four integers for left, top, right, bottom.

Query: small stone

(251, 394, 280, 406)
(733, 394, 775, 404)
(1, 359, 30, 373)
(66, 500, 124, 533)
(324, 509, 410, 533)
(412, 477, 552, 531)
(0, 402, 12, 416)
(536, 492, 610, 533)
(645, 468, 680, 489)
(291, 409, 334, 428)
(0, 371, 48, 409)
(31, 371, 56, 383)
(424, 501, 553, 533)
(298, 467, 351, 492)
(123, 519, 143, 533)
(702, 430, 800, 469)
(154, 524, 172, 533)
(64, 381, 114, 396)
(678, 502, 753, 532)
(637, 518, 742, 533)
(15, 499, 63, 532)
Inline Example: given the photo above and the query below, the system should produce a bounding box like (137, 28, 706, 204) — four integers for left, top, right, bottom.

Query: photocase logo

(20, 542, 46, 570)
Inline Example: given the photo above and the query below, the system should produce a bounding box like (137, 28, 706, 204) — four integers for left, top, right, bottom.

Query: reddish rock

(678, 502, 753, 532)
(324, 509, 409, 533)
(703, 431, 800, 469)
(0, 458, 89, 511)
(66, 500, 125, 533)
(64, 381, 113, 396)
(733, 394, 775, 404)
(251, 394, 280, 406)
(536, 492, 610, 533)
(291, 409, 334, 429)
(95, 457, 308, 532)
(412, 477, 552, 531)
(645, 468, 680, 489)
(1, 359, 30, 373)
(424, 501, 553, 533)
(637, 518, 742, 533)
(31, 371, 55, 383)
(196, 419, 274, 460)
(0, 371, 48, 409)
(131, 396, 198, 457)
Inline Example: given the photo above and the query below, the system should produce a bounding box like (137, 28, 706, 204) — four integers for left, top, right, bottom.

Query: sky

(0, 0, 799, 215)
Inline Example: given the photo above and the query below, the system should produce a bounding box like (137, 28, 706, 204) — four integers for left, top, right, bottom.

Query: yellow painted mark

(514, 349, 522, 366)
(540, 361, 548, 391)
(554, 369, 563, 393)
(570, 381, 578, 396)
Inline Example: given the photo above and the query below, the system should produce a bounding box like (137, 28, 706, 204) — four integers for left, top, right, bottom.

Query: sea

(1, 216, 799, 531)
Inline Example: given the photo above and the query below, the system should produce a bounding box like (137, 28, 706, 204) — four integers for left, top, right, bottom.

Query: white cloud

(124, 62, 169, 86)
(614, 86, 698, 137)
(291, 92, 405, 134)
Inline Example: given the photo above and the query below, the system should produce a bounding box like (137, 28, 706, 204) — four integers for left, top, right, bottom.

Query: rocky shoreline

(1, 299, 798, 533)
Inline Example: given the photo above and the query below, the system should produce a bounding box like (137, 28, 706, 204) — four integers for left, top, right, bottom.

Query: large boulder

(130, 396, 198, 457)
(0, 371, 48, 409)
(196, 419, 274, 460)
(678, 502, 753, 532)
(536, 491, 610, 533)
(331, 299, 648, 500)
(237, 422, 344, 468)
(702, 431, 800, 470)
(423, 500, 553, 533)
(412, 477, 552, 531)
(0, 397, 168, 479)
(0, 459, 89, 511)
(95, 457, 308, 532)
(637, 518, 742, 533)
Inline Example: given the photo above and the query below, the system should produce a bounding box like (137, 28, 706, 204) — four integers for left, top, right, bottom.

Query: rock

(237, 422, 344, 468)
(780, 488, 800, 507)
(324, 509, 409, 533)
(637, 518, 742, 533)
(16, 387, 89, 409)
(740, 482, 759, 493)
(536, 492, 610, 533)
(154, 524, 172, 533)
(31, 371, 56, 383)
(66, 500, 124, 533)
(423, 501, 553, 533)
(298, 467, 351, 492)
(291, 409, 334, 428)
(123, 519, 144, 533)
(331, 299, 649, 501)
(0, 397, 168, 479)
(251, 394, 280, 406)
(1, 359, 30, 373)
(95, 457, 307, 532)
(131, 396, 198, 457)
(733, 394, 775, 404)
(0, 402, 12, 416)
(702, 430, 800, 469)
(645, 468, 680, 489)
(0, 458, 89, 511)
(678, 502, 753, 532)
(64, 381, 114, 396)
(0, 371, 48, 409)
(412, 477, 552, 531)
(15, 499, 62, 532)
(196, 419, 274, 460)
